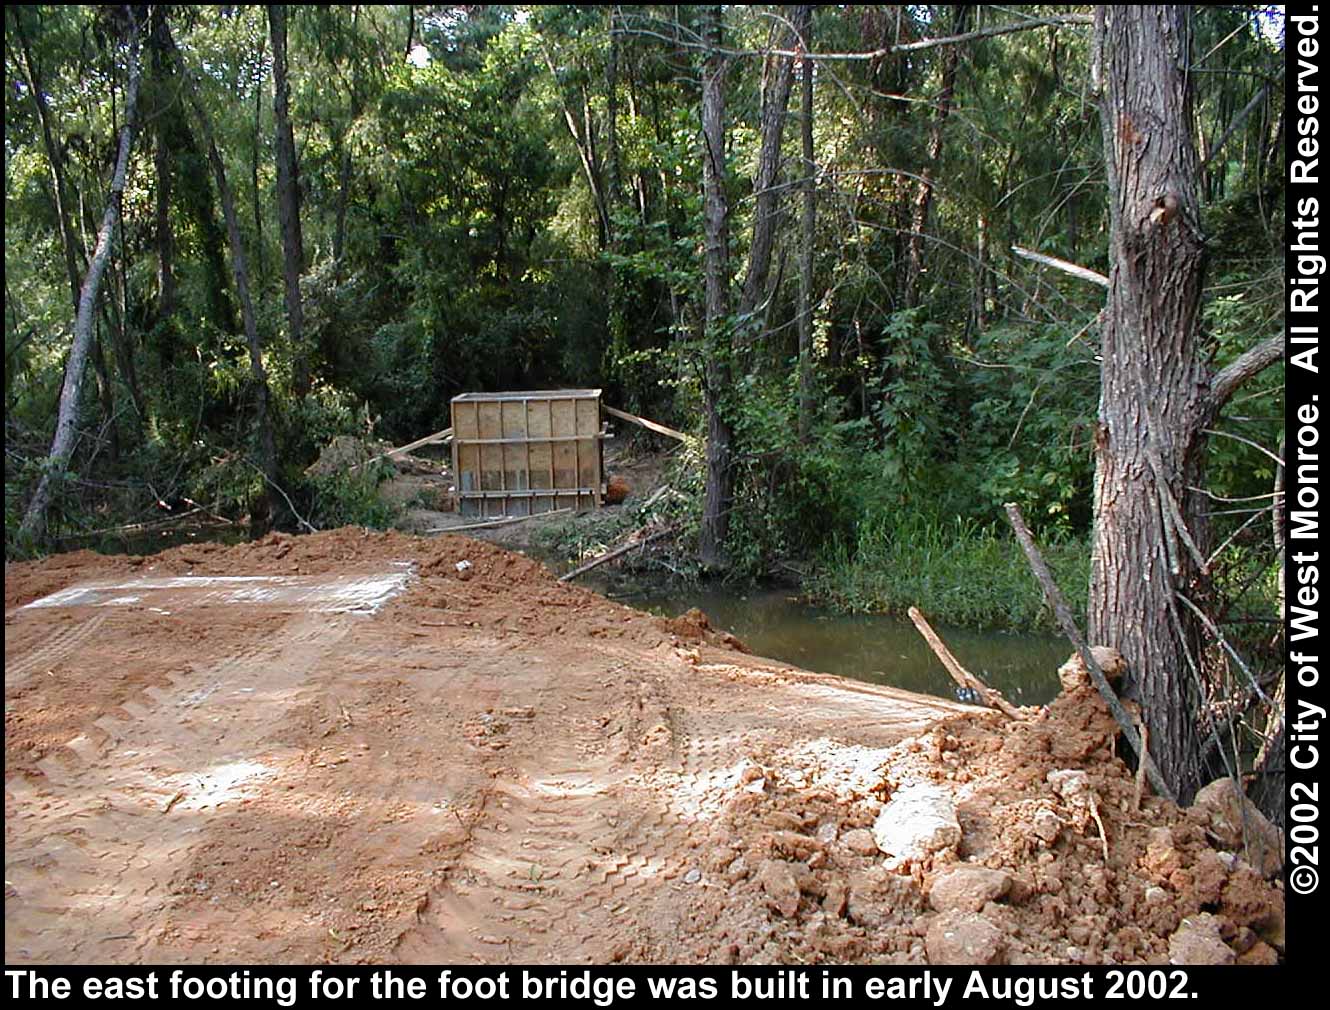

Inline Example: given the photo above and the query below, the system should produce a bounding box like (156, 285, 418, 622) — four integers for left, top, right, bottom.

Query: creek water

(594, 581, 1070, 707)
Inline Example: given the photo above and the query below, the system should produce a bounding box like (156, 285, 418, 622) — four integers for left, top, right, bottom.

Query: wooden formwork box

(450, 390, 607, 517)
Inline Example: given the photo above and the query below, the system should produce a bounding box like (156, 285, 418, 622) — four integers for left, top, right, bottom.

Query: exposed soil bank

(4, 529, 1282, 964)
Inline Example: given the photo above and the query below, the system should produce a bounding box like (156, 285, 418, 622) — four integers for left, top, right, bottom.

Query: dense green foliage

(5, 5, 1285, 633)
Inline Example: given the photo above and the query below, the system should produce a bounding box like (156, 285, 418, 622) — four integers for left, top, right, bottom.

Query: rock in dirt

(758, 859, 802, 918)
(1168, 914, 1235, 965)
(1046, 768, 1092, 801)
(767, 830, 824, 860)
(1031, 806, 1063, 846)
(841, 828, 879, 856)
(928, 865, 1012, 913)
(823, 877, 850, 918)
(1191, 778, 1283, 878)
(1237, 941, 1279, 965)
(1056, 646, 1126, 693)
(925, 910, 1005, 965)
(1256, 902, 1285, 952)
(873, 783, 961, 863)
(1140, 826, 1184, 882)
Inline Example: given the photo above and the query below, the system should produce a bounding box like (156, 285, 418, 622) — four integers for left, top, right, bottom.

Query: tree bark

(903, 5, 970, 309)
(737, 6, 811, 326)
(269, 5, 309, 399)
(173, 26, 284, 532)
(1089, 6, 1281, 802)
(796, 12, 816, 443)
(698, 4, 734, 570)
(149, 6, 178, 322)
(20, 15, 143, 545)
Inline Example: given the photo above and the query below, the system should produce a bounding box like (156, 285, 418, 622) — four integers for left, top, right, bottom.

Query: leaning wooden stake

(1004, 502, 1177, 805)
(907, 606, 1023, 719)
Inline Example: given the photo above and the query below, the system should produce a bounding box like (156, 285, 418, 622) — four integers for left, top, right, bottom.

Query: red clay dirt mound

(4, 529, 1282, 964)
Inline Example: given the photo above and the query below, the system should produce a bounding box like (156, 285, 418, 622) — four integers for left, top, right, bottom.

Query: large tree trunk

(698, 5, 734, 571)
(269, 5, 309, 399)
(20, 16, 143, 545)
(796, 12, 816, 443)
(737, 5, 811, 326)
(699, 5, 811, 567)
(150, 6, 178, 322)
(173, 25, 285, 533)
(903, 5, 970, 309)
(1089, 5, 1282, 802)
(14, 9, 121, 459)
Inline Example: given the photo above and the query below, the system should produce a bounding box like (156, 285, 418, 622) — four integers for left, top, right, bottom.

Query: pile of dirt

(4, 529, 1283, 965)
(639, 686, 1285, 965)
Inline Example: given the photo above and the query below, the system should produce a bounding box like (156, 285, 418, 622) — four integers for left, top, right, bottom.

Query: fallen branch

(246, 458, 318, 534)
(427, 508, 574, 534)
(53, 506, 235, 541)
(907, 606, 1023, 719)
(1088, 790, 1110, 864)
(1004, 503, 1176, 804)
(558, 525, 678, 583)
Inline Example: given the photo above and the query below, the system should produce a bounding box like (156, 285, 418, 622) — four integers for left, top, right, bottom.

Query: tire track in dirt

(4, 614, 109, 687)
(394, 643, 704, 963)
(4, 611, 355, 963)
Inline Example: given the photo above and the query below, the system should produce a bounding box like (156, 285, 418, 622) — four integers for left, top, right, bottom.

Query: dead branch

(602, 404, 689, 442)
(558, 525, 678, 583)
(1004, 502, 1177, 805)
(907, 606, 1023, 719)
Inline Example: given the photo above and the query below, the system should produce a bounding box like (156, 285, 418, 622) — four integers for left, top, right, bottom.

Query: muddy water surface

(604, 584, 1070, 706)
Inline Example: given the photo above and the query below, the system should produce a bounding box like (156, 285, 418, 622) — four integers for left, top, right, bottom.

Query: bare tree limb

(613, 13, 1091, 61)
(1004, 503, 1177, 804)
(908, 607, 1024, 719)
(1011, 245, 1109, 287)
(1208, 335, 1283, 413)
(1201, 69, 1283, 169)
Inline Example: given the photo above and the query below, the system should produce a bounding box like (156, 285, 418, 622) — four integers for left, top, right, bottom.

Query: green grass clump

(809, 513, 1089, 631)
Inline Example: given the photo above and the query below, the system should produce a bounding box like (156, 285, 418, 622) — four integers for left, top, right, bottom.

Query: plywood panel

(501, 400, 528, 490)
(575, 398, 600, 494)
(551, 399, 578, 493)
(477, 401, 503, 497)
(527, 400, 554, 513)
(453, 400, 481, 494)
